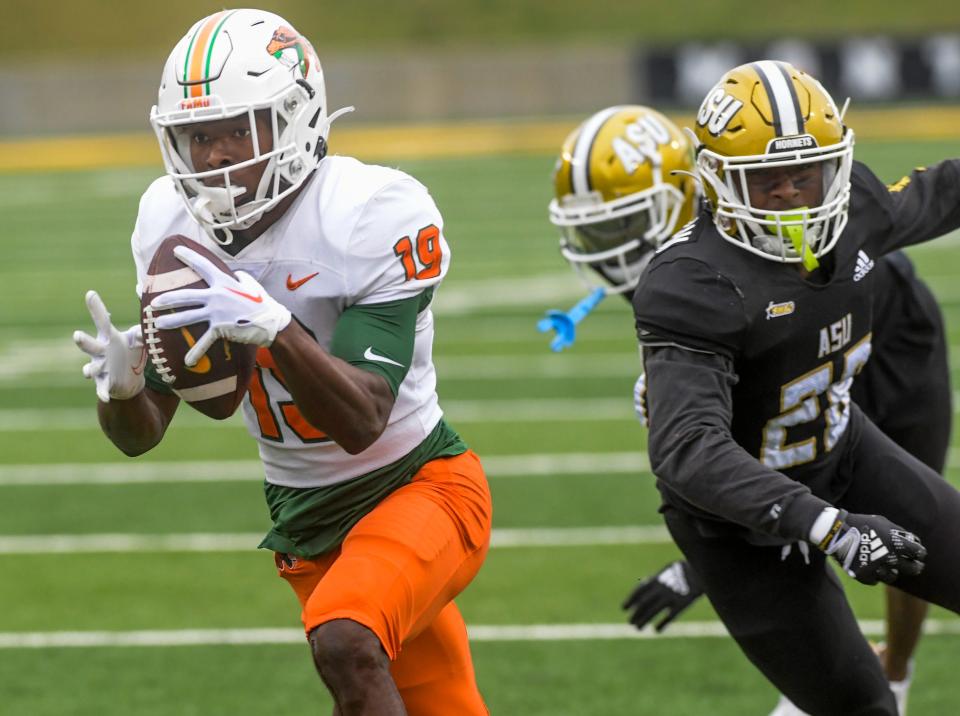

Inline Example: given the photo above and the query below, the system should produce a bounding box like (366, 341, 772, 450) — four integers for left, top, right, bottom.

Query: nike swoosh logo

(180, 328, 212, 374)
(363, 347, 404, 367)
(226, 287, 264, 303)
(286, 272, 319, 290)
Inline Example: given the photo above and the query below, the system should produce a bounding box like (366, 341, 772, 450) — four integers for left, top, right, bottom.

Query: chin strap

(210, 226, 234, 246)
(193, 184, 248, 245)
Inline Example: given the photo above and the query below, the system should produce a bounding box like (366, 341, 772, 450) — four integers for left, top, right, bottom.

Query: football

(140, 235, 257, 420)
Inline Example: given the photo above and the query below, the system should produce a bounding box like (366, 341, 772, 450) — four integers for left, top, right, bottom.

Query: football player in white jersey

(72, 9, 491, 715)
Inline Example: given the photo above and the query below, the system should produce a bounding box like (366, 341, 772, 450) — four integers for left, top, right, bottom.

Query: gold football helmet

(693, 60, 854, 268)
(550, 105, 698, 294)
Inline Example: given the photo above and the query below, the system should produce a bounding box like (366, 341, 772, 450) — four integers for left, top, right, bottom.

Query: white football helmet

(550, 105, 698, 294)
(150, 9, 351, 243)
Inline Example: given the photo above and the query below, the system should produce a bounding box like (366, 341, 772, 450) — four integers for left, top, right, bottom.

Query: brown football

(140, 235, 256, 420)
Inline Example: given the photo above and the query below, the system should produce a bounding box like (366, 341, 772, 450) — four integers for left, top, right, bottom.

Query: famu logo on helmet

(767, 134, 819, 153)
(266, 26, 317, 79)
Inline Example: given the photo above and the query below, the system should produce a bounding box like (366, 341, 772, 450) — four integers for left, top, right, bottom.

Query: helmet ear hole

(296, 78, 316, 99)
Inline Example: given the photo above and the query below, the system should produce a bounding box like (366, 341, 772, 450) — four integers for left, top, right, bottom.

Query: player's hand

(151, 245, 292, 366)
(814, 509, 926, 585)
(622, 560, 704, 632)
(73, 290, 146, 402)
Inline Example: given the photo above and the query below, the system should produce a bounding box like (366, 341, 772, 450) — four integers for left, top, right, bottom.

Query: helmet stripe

(571, 106, 622, 196)
(752, 60, 802, 137)
(774, 61, 804, 134)
(181, 31, 199, 99)
(202, 11, 236, 96)
(183, 10, 231, 98)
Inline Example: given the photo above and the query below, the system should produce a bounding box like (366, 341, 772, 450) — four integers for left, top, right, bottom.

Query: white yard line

(1, 352, 639, 387)
(435, 353, 639, 379)
(0, 452, 652, 485)
(492, 526, 670, 547)
(0, 398, 635, 432)
(10, 445, 960, 487)
(0, 526, 670, 555)
(10, 446, 960, 488)
(6, 391, 960, 433)
(1, 619, 958, 649)
(433, 274, 588, 315)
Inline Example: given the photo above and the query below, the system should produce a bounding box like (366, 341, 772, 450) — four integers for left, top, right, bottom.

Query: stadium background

(2, 2, 960, 713)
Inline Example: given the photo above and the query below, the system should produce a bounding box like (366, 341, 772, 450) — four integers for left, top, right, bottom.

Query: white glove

(151, 245, 292, 367)
(73, 290, 147, 402)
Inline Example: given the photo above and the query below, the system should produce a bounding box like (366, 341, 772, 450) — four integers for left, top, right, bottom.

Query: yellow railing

(2, 106, 959, 173)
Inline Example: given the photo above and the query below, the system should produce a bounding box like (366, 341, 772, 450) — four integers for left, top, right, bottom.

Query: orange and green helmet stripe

(181, 10, 237, 98)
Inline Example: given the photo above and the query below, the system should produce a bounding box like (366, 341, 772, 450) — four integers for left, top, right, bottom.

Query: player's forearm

(645, 346, 829, 540)
(97, 389, 175, 457)
(270, 321, 394, 454)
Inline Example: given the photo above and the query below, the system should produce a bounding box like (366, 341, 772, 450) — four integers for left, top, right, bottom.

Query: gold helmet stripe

(752, 60, 804, 137)
(570, 106, 623, 196)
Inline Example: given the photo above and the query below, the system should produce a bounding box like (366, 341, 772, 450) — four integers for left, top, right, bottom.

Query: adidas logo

(633, 374, 648, 428)
(657, 562, 690, 595)
(657, 218, 698, 253)
(858, 529, 890, 567)
(853, 250, 875, 282)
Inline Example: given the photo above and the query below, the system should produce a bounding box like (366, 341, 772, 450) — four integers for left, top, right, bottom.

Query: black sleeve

(856, 159, 960, 254)
(633, 256, 747, 359)
(644, 345, 831, 541)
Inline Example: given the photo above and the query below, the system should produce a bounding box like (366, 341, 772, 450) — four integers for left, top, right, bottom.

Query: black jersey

(852, 250, 948, 426)
(633, 159, 960, 542)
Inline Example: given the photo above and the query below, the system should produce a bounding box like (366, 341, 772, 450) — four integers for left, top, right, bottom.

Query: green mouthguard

(767, 209, 819, 271)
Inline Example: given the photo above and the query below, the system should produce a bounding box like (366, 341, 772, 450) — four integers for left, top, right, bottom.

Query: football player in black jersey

(624, 250, 950, 715)
(632, 60, 960, 715)
(545, 102, 949, 714)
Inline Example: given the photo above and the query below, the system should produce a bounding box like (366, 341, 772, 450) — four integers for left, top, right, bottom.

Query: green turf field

(2, 137, 960, 714)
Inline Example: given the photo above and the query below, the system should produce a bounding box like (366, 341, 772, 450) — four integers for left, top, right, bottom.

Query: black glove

(622, 560, 704, 632)
(816, 510, 926, 585)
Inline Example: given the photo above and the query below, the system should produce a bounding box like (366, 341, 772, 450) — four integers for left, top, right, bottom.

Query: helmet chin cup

(191, 185, 250, 244)
(193, 184, 246, 217)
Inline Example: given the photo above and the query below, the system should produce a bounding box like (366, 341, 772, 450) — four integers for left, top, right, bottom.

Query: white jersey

(132, 156, 449, 489)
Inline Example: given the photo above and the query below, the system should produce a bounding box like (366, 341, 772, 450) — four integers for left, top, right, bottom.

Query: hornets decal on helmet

(693, 60, 855, 268)
(549, 105, 698, 294)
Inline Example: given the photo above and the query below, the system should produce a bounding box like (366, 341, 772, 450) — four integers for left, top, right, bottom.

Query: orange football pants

(275, 449, 491, 715)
